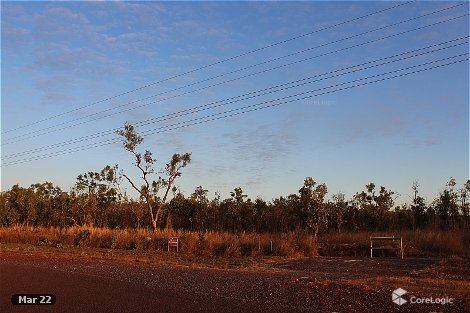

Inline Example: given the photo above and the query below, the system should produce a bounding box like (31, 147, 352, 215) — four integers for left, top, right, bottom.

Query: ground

(1, 244, 469, 312)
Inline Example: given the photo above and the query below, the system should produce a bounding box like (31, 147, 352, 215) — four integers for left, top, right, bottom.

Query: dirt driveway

(1, 251, 469, 312)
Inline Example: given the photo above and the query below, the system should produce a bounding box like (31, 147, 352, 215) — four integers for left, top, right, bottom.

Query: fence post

(400, 237, 403, 259)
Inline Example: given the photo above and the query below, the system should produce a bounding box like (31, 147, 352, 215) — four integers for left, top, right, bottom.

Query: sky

(1, 1, 469, 205)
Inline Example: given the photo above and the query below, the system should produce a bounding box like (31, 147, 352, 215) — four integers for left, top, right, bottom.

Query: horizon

(1, 1, 469, 205)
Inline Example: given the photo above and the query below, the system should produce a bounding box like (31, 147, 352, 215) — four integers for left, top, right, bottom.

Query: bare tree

(116, 122, 191, 232)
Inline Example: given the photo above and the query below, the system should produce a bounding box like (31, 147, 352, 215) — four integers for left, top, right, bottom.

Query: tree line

(2, 123, 468, 234)
(1, 171, 469, 234)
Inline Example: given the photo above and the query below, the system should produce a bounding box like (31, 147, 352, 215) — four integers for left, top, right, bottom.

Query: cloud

(26, 46, 126, 76)
(35, 75, 78, 105)
(217, 116, 299, 188)
(32, 6, 96, 40)
(26, 4, 162, 65)
(1, 22, 31, 47)
(224, 125, 294, 163)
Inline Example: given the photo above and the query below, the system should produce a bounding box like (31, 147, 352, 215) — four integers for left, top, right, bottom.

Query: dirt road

(1, 251, 469, 312)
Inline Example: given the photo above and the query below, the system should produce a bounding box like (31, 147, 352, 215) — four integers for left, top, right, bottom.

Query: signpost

(168, 237, 179, 252)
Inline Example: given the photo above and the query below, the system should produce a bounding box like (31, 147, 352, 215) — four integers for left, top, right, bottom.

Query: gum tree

(116, 122, 191, 232)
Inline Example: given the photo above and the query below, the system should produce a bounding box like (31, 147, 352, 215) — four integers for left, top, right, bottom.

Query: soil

(1, 247, 469, 313)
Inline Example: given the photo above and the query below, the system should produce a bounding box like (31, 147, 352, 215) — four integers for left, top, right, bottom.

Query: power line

(140, 54, 469, 137)
(4, 10, 468, 144)
(5, 56, 468, 166)
(4, 3, 464, 142)
(2, 37, 467, 160)
(2, 55, 467, 167)
(2, 1, 416, 135)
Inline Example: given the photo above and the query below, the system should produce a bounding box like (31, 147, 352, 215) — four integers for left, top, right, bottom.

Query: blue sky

(1, 1, 468, 205)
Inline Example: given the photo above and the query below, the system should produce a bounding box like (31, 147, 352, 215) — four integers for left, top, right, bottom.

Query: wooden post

(400, 237, 403, 259)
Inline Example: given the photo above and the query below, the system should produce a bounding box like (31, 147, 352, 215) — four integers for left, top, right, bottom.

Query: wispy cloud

(35, 75, 77, 105)
(32, 6, 95, 40)
(1, 22, 31, 47)
(26, 46, 126, 76)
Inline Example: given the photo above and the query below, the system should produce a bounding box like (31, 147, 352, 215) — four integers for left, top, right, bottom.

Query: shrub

(74, 229, 91, 246)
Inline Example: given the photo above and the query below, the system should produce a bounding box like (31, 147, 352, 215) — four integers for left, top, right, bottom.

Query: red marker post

(168, 237, 179, 252)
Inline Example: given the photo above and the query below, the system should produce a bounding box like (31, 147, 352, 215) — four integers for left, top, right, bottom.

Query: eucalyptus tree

(116, 122, 191, 231)
(460, 180, 470, 229)
(298, 177, 328, 238)
(331, 192, 348, 233)
(410, 181, 427, 229)
(191, 186, 210, 230)
(74, 165, 120, 226)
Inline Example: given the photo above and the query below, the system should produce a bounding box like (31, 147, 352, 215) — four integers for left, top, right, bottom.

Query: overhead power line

(3, 9, 468, 144)
(1, 1, 416, 135)
(2, 54, 467, 167)
(2, 37, 467, 161)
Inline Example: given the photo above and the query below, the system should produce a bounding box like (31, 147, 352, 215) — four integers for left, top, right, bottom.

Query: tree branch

(122, 174, 142, 196)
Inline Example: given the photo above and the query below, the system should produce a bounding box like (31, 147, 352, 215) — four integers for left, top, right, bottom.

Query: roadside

(1, 244, 469, 312)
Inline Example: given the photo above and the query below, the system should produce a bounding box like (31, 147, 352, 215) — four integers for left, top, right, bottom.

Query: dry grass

(0, 226, 318, 257)
(1, 226, 468, 258)
(345, 275, 470, 298)
(318, 230, 470, 257)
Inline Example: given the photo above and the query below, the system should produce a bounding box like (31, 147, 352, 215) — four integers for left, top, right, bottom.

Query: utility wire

(139, 55, 470, 137)
(2, 55, 467, 167)
(2, 37, 467, 160)
(4, 10, 468, 144)
(2, 1, 416, 135)
(4, 3, 464, 141)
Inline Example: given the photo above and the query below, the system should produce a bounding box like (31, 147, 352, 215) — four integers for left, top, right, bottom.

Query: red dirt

(1, 250, 469, 312)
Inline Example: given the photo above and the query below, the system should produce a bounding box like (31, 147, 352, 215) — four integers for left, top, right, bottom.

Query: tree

(433, 178, 459, 230)
(460, 180, 470, 229)
(191, 186, 209, 230)
(116, 122, 191, 232)
(375, 186, 395, 230)
(410, 181, 427, 229)
(31, 182, 62, 227)
(0, 192, 8, 226)
(74, 165, 120, 227)
(298, 177, 328, 238)
(168, 192, 196, 230)
(226, 187, 248, 232)
(192, 186, 209, 205)
(331, 192, 348, 233)
(353, 183, 394, 231)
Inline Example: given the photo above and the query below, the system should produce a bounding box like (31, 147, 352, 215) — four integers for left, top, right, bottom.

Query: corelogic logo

(392, 288, 408, 306)
(392, 287, 454, 306)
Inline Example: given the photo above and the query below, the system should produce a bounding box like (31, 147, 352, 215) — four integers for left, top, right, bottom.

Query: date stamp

(11, 294, 56, 305)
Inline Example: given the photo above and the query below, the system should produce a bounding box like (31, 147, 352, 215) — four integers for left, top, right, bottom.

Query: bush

(74, 229, 91, 246)
(2, 226, 468, 258)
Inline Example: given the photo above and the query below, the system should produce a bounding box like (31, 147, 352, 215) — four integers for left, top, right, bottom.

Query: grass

(318, 230, 470, 257)
(0, 226, 469, 258)
(0, 226, 318, 258)
(345, 272, 470, 298)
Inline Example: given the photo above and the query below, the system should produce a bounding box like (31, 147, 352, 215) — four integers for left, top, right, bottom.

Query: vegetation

(1, 123, 469, 257)
(1, 226, 468, 258)
(1, 174, 468, 233)
(116, 122, 191, 232)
